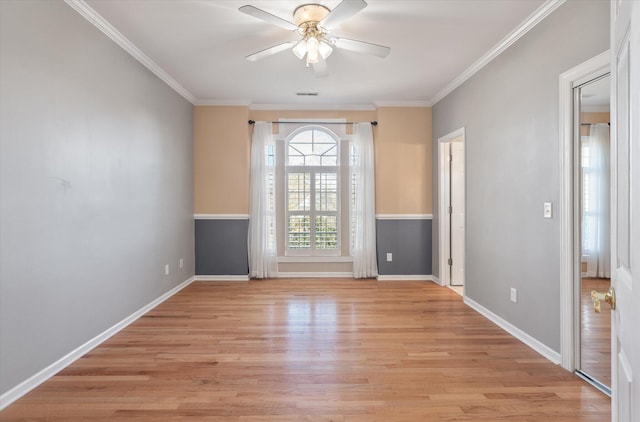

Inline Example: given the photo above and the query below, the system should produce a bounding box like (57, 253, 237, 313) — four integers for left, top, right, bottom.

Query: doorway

(438, 128, 465, 293)
(574, 74, 611, 395)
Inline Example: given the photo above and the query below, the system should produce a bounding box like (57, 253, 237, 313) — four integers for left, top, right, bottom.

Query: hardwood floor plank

(0, 279, 610, 420)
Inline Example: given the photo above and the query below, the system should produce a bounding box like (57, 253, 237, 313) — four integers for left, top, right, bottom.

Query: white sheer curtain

(248, 122, 278, 278)
(582, 123, 610, 278)
(351, 122, 378, 278)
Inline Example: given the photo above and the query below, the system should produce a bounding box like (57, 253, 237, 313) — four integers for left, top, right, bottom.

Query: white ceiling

(581, 75, 610, 110)
(82, 0, 552, 107)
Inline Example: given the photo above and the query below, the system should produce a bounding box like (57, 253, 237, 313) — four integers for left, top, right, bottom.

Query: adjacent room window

(285, 127, 340, 256)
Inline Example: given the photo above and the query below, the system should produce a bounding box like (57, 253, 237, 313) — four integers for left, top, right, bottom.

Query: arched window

(285, 127, 340, 255)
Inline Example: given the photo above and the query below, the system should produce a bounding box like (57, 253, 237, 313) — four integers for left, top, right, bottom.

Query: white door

(610, 0, 639, 419)
(450, 141, 465, 286)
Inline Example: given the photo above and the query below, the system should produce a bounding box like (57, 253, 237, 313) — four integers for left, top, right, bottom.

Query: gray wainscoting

(376, 219, 432, 275)
(195, 219, 249, 275)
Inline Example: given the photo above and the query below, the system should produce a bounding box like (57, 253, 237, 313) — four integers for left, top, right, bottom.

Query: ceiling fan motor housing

(293, 4, 331, 26)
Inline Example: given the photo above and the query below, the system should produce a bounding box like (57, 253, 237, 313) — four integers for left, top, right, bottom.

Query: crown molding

(429, 0, 566, 105)
(374, 100, 433, 107)
(64, 0, 197, 104)
(195, 99, 252, 107)
(249, 103, 377, 111)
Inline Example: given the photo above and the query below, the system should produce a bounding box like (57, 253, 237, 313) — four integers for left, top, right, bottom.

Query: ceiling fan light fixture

(319, 40, 333, 59)
(292, 40, 307, 59)
(306, 36, 320, 64)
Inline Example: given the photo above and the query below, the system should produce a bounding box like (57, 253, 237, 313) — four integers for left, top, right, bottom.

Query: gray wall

(431, 0, 609, 352)
(377, 219, 432, 275)
(0, 0, 194, 395)
(195, 219, 249, 275)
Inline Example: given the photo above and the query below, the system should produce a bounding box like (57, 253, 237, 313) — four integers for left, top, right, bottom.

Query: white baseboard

(377, 275, 435, 282)
(431, 275, 442, 285)
(0, 276, 196, 411)
(195, 275, 250, 281)
(277, 272, 354, 278)
(463, 296, 561, 365)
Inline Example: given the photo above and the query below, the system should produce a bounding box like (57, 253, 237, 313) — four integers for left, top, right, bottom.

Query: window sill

(278, 256, 353, 263)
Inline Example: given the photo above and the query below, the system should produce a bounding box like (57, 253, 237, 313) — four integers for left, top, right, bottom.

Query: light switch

(543, 202, 552, 219)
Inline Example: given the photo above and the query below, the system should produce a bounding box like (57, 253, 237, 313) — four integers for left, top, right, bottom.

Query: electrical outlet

(165, 264, 170, 275)
(510, 288, 517, 303)
(544, 202, 552, 218)
(386, 253, 393, 262)
(179, 258, 184, 269)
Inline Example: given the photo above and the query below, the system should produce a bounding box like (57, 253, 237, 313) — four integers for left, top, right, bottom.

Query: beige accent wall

(194, 106, 250, 214)
(194, 106, 433, 216)
(376, 107, 432, 214)
(580, 111, 610, 136)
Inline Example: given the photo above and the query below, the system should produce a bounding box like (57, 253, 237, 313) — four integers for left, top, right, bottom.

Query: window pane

(315, 172, 338, 211)
(287, 129, 338, 166)
(315, 215, 338, 249)
(267, 144, 275, 167)
(288, 215, 311, 249)
(288, 172, 310, 211)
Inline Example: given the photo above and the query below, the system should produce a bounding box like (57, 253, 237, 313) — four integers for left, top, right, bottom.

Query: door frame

(559, 50, 610, 372)
(438, 127, 465, 288)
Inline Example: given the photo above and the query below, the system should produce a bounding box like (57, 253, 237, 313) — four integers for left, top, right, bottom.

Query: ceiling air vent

(296, 92, 319, 96)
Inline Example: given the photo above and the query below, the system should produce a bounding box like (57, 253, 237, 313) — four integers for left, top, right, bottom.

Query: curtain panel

(351, 122, 378, 278)
(248, 122, 278, 278)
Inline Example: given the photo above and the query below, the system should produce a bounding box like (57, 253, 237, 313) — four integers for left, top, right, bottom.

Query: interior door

(610, 0, 639, 419)
(450, 141, 465, 286)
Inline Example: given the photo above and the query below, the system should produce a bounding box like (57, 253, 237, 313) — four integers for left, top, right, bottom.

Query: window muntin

(285, 127, 340, 256)
(287, 128, 338, 166)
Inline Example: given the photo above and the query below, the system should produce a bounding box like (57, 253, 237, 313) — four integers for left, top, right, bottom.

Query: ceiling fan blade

(312, 57, 329, 78)
(239, 5, 298, 31)
(333, 37, 390, 58)
(245, 41, 296, 62)
(320, 0, 367, 30)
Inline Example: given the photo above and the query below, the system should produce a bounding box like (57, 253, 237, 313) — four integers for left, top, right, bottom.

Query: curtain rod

(248, 120, 378, 126)
(580, 122, 610, 125)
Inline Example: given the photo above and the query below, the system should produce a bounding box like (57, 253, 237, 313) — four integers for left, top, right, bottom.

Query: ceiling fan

(239, 0, 391, 77)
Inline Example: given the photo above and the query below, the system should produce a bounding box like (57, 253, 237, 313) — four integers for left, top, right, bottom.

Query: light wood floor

(1, 279, 610, 421)
(580, 277, 612, 387)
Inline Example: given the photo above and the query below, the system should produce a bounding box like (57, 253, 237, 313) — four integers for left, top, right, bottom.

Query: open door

(438, 128, 465, 291)
(609, 0, 639, 419)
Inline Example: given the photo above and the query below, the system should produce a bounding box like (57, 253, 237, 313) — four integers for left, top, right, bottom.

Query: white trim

(558, 51, 610, 372)
(438, 128, 466, 288)
(195, 99, 251, 107)
(249, 103, 377, 111)
(64, 0, 197, 104)
(430, 0, 566, 105)
(195, 275, 250, 281)
(374, 101, 433, 108)
(375, 214, 433, 220)
(194, 214, 250, 220)
(277, 272, 354, 278)
(447, 285, 463, 296)
(464, 296, 562, 365)
(431, 275, 441, 286)
(278, 256, 353, 263)
(0, 276, 196, 411)
(377, 275, 436, 282)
